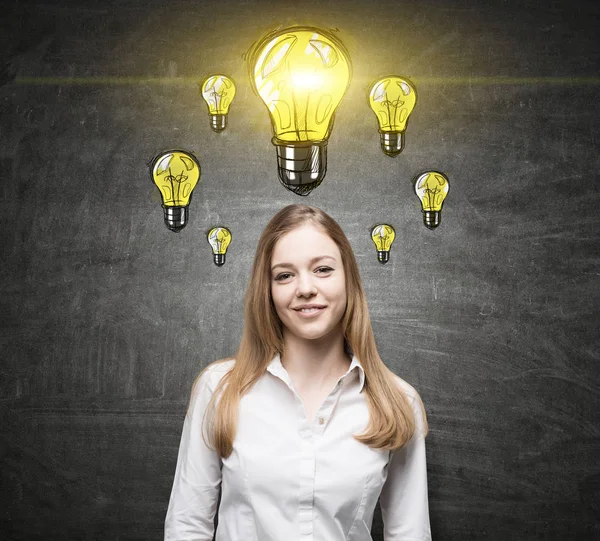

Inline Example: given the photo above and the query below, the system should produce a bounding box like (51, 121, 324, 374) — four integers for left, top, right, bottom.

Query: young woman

(164, 204, 431, 541)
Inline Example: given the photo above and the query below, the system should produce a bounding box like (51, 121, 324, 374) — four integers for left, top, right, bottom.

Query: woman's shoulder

(388, 371, 428, 435)
(206, 357, 236, 376)
(192, 358, 236, 393)
(185, 359, 236, 415)
(388, 371, 421, 404)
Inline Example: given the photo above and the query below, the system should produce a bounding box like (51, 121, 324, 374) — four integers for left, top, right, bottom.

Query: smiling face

(270, 223, 347, 344)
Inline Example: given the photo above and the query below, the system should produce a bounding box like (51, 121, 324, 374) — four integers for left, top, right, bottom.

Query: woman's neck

(280, 331, 351, 393)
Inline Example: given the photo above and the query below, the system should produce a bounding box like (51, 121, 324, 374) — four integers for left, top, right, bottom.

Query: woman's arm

(379, 385, 431, 541)
(164, 367, 223, 541)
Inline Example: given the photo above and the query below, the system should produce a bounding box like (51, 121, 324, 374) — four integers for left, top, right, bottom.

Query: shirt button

(319, 417, 325, 425)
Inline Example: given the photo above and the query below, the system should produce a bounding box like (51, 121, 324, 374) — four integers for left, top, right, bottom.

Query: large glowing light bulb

(207, 226, 232, 266)
(371, 224, 396, 264)
(368, 76, 417, 157)
(414, 171, 450, 229)
(249, 26, 352, 195)
(150, 150, 201, 232)
(200, 74, 236, 132)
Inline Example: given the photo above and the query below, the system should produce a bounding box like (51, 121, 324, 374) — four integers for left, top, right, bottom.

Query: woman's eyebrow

(271, 255, 336, 271)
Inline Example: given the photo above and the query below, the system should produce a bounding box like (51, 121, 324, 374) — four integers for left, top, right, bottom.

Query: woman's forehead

(272, 224, 340, 261)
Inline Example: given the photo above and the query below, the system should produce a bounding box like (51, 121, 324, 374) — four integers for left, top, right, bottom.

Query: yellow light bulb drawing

(207, 227, 232, 266)
(368, 76, 417, 157)
(371, 224, 396, 264)
(248, 26, 352, 195)
(200, 74, 236, 132)
(414, 171, 450, 229)
(150, 150, 201, 232)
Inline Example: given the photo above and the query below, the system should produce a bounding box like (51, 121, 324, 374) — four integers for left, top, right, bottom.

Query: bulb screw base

(274, 140, 327, 196)
(163, 206, 188, 232)
(213, 254, 226, 266)
(377, 251, 390, 264)
(380, 132, 405, 157)
(209, 114, 227, 132)
(423, 211, 441, 229)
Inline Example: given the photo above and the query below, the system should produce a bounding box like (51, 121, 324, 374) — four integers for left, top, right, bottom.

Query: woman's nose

(296, 272, 317, 297)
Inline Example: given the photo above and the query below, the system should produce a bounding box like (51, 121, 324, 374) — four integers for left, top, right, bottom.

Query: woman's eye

(274, 272, 292, 281)
(315, 266, 333, 274)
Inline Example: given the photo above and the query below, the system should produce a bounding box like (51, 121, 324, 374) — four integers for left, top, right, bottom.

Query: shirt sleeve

(379, 389, 432, 541)
(164, 368, 223, 541)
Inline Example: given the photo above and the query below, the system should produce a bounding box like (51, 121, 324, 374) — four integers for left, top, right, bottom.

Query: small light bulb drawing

(150, 150, 201, 232)
(371, 224, 396, 264)
(207, 226, 232, 266)
(200, 74, 236, 132)
(368, 76, 417, 157)
(414, 171, 450, 229)
(248, 26, 352, 195)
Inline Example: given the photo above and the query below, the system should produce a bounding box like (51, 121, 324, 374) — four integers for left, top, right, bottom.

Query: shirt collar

(267, 353, 365, 393)
(348, 354, 366, 393)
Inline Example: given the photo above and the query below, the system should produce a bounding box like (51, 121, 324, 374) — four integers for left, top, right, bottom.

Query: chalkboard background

(1, 0, 599, 539)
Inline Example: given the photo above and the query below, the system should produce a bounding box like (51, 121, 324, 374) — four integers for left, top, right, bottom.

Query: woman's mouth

(293, 306, 326, 317)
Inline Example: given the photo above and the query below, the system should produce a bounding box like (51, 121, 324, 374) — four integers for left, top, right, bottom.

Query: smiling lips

(293, 304, 326, 317)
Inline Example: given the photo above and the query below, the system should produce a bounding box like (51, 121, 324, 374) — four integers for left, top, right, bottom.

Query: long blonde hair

(197, 204, 427, 458)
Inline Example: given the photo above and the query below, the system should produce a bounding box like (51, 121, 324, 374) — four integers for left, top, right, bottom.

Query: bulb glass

(250, 27, 351, 143)
(369, 76, 417, 132)
(151, 150, 200, 207)
(201, 75, 236, 115)
(414, 171, 450, 211)
(207, 227, 232, 254)
(371, 224, 396, 251)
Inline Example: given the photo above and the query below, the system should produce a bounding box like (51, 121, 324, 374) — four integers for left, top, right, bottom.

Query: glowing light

(249, 26, 352, 195)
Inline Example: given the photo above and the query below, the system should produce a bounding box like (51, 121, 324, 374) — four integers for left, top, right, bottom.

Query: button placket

(298, 434, 316, 540)
(315, 379, 346, 433)
(314, 391, 334, 431)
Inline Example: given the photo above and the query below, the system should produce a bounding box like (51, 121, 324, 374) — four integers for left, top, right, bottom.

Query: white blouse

(164, 354, 431, 541)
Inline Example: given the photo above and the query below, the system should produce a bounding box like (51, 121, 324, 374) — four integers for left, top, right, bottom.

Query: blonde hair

(196, 204, 427, 458)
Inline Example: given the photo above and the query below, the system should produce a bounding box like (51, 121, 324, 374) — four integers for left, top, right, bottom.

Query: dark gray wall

(1, 0, 599, 539)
